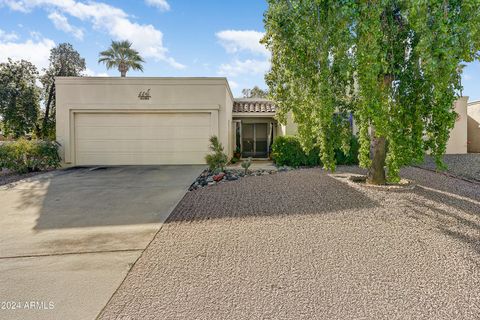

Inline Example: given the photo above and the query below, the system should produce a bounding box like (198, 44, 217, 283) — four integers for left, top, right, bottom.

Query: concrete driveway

(0, 165, 203, 320)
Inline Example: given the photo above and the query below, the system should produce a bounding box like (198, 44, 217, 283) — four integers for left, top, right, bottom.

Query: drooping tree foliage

(40, 43, 86, 139)
(0, 59, 40, 138)
(262, 0, 480, 184)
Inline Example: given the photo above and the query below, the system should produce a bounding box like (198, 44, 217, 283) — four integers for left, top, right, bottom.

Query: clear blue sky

(0, 0, 478, 100)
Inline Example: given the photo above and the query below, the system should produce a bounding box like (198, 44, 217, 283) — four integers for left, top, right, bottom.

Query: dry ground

(99, 166, 480, 320)
(420, 154, 480, 182)
(0, 170, 47, 186)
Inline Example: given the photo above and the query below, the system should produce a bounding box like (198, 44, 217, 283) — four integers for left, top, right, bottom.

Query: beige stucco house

(467, 100, 480, 153)
(56, 77, 297, 166)
(55, 77, 470, 166)
(445, 96, 468, 154)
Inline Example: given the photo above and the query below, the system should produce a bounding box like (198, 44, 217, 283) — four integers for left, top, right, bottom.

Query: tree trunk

(42, 82, 55, 138)
(366, 74, 393, 185)
(119, 63, 127, 77)
(367, 130, 387, 185)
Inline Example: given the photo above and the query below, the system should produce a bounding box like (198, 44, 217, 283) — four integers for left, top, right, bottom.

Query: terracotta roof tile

(233, 99, 276, 113)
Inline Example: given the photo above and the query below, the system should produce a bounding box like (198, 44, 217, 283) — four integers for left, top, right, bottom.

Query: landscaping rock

(213, 173, 225, 182)
(226, 173, 239, 181)
(189, 166, 299, 191)
(277, 166, 293, 172)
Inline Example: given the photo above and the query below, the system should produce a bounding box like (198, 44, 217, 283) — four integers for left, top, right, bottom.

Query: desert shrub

(241, 157, 252, 174)
(205, 136, 228, 171)
(0, 138, 61, 173)
(271, 135, 359, 167)
(271, 136, 320, 167)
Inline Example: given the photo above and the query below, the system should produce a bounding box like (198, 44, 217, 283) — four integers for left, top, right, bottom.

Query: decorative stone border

(330, 173, 416, 191)
(189, 166, 293, 191)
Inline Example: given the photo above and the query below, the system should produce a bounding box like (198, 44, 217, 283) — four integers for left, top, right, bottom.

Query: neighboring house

(467, 100, 480, 153)
(55, 77, 469, 167)
(446, 96, 468, 154)
(55, 77, 298, 166)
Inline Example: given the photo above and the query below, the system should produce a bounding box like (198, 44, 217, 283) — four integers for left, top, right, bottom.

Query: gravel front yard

(99, 167, 480, 320)
(419, 154, 480, 182)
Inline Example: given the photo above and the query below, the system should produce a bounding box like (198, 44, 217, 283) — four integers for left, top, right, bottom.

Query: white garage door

(74, 113, 212, 165)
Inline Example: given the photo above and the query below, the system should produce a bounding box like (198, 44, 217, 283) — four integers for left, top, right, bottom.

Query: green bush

(0, 138, 61, 173)
(271, 135, 359, 167)
(230, 156, 240, 164)
(271, 136, 319, 167)
(204, 136, 228, 171)
(335, 135, 360, 165)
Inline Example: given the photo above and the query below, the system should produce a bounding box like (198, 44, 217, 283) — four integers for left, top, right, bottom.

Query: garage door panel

(74, 113, 213, 165)
(76, 139, 210, 153)
(76, 152, 207, 165)
(76, 126, 211, 140)
(75, 113, 211, 127)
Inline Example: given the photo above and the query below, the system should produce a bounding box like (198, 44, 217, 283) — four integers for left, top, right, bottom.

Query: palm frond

(98, 40, 145, 75)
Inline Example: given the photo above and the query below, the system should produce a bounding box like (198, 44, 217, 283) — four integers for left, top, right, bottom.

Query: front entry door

(242, 123, 268, 158)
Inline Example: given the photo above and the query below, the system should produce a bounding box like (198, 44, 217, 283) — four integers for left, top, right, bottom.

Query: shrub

(205, 136, 228, 172)
(271, 136, 319, 167)
(335, 135, 360, 165)
(271, 135, 359, 167)
(0, 138, 61, 173)
(241, 157, 252, 175)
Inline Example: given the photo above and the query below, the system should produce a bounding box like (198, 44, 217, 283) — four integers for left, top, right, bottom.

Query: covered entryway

(241, 123, 269, 158)
(74, 112, 212, 165)
(232, 98, 279, 159)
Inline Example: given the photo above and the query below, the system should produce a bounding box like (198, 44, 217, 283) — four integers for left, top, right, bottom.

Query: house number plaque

(138, 89, 151, 100)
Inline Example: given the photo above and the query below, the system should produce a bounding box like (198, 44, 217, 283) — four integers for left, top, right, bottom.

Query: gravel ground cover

(99, 167, 480, 320)
(419, 154, 480, 182)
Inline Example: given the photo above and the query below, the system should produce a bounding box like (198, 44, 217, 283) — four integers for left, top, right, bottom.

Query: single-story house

(55, 77, 298, 166)
(55, 77, 470, 167)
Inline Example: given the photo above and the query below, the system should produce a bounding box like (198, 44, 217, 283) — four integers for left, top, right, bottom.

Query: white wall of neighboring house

(446, 96, 468, 154)
(467, 100, 480, 153)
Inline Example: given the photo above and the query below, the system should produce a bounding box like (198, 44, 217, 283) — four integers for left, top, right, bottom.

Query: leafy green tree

(242, 86, 269, 98)
(98, 40, 145, 77)
(262, 0, 480, 184)
(40, 43, 86, 139)
(0, 59, 40, 138)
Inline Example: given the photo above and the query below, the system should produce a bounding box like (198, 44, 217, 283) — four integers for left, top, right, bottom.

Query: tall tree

(242, 86, 269, 98)
(98, 40, 144, 77)
(263, 0, 480, 184)
(40, 43, 86, 139)
(0, 59, 40, 138)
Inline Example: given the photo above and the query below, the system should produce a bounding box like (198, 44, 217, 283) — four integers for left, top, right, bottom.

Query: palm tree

(98, 40, 144, 77)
